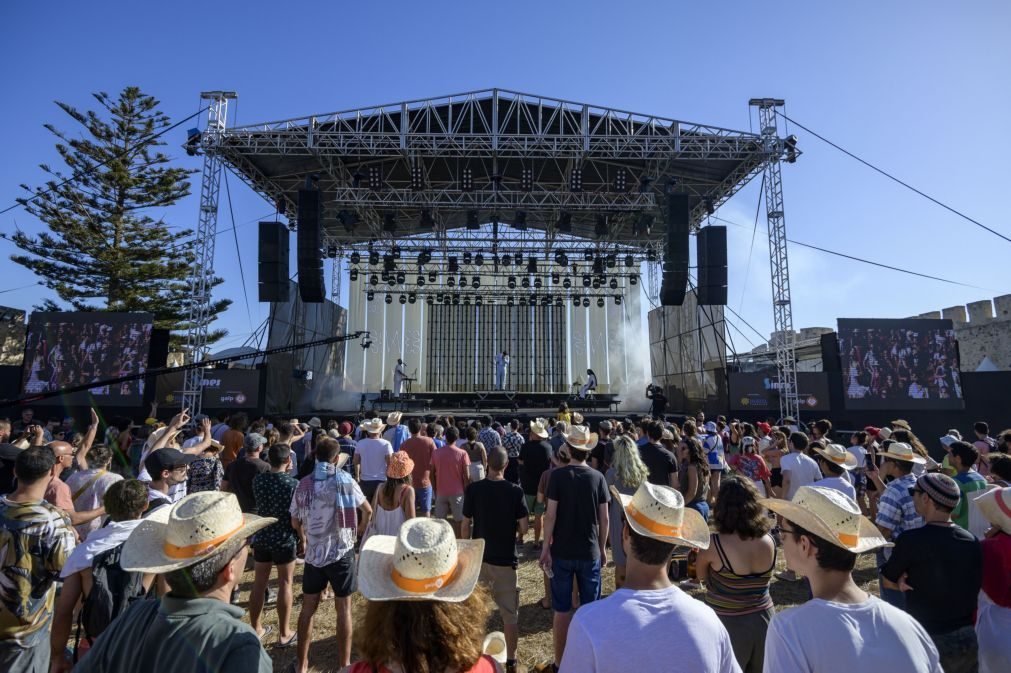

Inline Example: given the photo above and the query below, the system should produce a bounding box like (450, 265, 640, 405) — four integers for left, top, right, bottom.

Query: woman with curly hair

(605, 434, 650, 589)
(695, 475, 776, 673)
(679, 435, 711, 520)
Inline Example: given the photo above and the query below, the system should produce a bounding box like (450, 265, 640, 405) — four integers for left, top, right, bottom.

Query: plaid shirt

(502, 431, 524, 458)
(875, 473, 923, 558)
(478, 427, 502, 450)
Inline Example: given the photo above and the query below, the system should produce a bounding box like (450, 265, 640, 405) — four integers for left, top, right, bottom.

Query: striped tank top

(704, 533, 776, 616)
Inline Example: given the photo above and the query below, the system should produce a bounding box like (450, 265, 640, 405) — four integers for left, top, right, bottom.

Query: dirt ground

(236, 533, 881, 673)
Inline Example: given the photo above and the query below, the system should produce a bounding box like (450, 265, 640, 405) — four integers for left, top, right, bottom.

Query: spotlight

(436, 293, 444, 303)
(350, 269, 359, 282)
(705, 198, 715, 216)
(475, 253, 484, 266)
(476, 296, 483, 306)
(534, 278, 542, 289)
(463, 252, 472, 265)
(448, 256, 459, 273)
(428, 271, 437, 283)
(569, 168, 583, 192)
(597, 297, 605, 308)
(542, 296, 551, 306)
(384, 293, 393, 305)
(350, 252, 361, 265)
(609, 278, 618, 290)
(507, 276, 516, 289)
(467, 210, 479, 230)
(572, 296, 580, 307)
(646, 249, 657, 262)
(426, 295, 434, 305)
(514, 210, 527, 230)
(582, 275, 591, 287)
(452, 294, 460, 305)
(625, 254, 634, 268)
(184, 128, 202, 156)
(554, 250, 568, 266)
(369, 251, 380, 266)
(381, 270, 391, 283)
(399, 294, 407, 305)
(551, 273, 560, 284)
(369, 275, 378, 286)
(461, 167, 474, 192)
(521, 278, 530, 289)
(507, 296, 515, 307)
(514, 252, 524, 266)
(367, 291, 374, 301)
(394, 272, 404, 285)
(555, 296, 563, 307)
(411, 163, 424, 190)
(519, 296, 527, 307)
(563, 277, 572, 289)
(447, 276, 455, 287)
(521, 167, 533, 191)
(606, 254, 617, 269)
(629, 274, 638, 286)
(785, 135, 799, 163)
(582, 297, 590, 307)
(592, 278, 601, 289)
(418, 249, 432, 266)
(444, 294, 452, 304)
(472, 276, 480, 289)
(368, 166, 382, 190)
(502, 253, 512, 266)
(614, 168, 627, 192)
(614, 295, 622, 305)
(417, 275, 425, 287)
(408, 293, 417, 304)
(584, 249, 594, 262)
(557, 211, 572, 233)
(459, 276, 468, 288)
(463, 295, 471, 305)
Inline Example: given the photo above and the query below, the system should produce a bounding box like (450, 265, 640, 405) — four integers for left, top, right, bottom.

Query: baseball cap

(599, 420, 613, 432)
(338, 421, 354, 436)
(144, 448, 197, 477)
(244, 433, 267, 451)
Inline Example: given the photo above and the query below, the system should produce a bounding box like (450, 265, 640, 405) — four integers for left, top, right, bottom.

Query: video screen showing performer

(21, 312, 153, 405)
(838, 318, 963, 410)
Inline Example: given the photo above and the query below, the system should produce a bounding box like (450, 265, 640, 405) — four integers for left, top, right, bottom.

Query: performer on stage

(579, 368, 598, 398)
(495, 351, 509, 390)
(646, 382, 667, 418)
(393, 357, 407, 396)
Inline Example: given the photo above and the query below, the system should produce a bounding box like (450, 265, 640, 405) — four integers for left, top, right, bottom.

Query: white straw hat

(482, 632, 507, 664)
(386, 411, 403, 426)
(813, 443, 859, 471)
(529, 419, 549, 439)
(360, 417, 386, 434)
(120, 491, 275, 574)
(562, 425, 598, 451)
(761, 486, 890, 553)
(358, 518, 484, 602)
(880, 442, 926, 465)
(974, 486, 1011, 535)
(610, 481, 710, 549)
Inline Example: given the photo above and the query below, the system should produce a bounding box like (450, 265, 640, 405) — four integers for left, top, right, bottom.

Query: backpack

(79, 543, 147, 641)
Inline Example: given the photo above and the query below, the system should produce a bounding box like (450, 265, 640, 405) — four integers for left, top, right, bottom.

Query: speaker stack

(297, 187, 325, 302)
(660, 194, 689, 306)
(258, 221, 290, 302)
(696, 225, 728, 305)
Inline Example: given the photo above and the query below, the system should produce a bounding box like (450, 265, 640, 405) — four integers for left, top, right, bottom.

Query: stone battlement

(911, 294, 1011, 324)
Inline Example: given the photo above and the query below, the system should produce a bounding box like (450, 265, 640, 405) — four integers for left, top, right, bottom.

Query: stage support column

(345, 272, 366, 390)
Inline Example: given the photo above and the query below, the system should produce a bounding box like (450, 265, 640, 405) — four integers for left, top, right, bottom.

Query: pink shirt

(432, 444, 470, 497)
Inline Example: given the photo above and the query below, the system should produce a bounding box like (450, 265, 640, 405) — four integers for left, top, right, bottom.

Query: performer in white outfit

(579, 368, 598, 398)
(495, 351, 509, 390)
(393, 358, 406, 396)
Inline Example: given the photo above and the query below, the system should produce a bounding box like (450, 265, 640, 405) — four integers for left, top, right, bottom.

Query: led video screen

(154, 369, 261, 410)
(729, 372, 831, 412)
(838, 318, 963, 410)
(21, 312, 153, 406)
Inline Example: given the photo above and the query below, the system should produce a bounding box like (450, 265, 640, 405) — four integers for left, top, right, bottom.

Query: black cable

(224, 173, 253, 329)
(1, 107, 208, 216)
(738, 173, 765, 311)
(776, 110, 1011, 245)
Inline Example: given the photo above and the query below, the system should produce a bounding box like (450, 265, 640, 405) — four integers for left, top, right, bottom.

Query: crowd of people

(1, 404, 1010, 673)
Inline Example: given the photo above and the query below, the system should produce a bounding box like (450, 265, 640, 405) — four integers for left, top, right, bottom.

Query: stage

(354, 390, 623, 414)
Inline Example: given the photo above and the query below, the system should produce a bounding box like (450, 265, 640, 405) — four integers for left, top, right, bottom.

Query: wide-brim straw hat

(333, 453, 350, 471)
(529, 419, 549, 439)
(387, 411, 403, 426)
(610, 481, 710, 549)
(361, 417, 386, 434)
(562, 425, 598, 451)
(974, 486, 1011, 535)
(387, 451, 414, 479)
(879, 442, 926, 465)
(358, 518, 484, 602)
(761, 486, 890, 554)
(483, 632, 507, 664)
(120, 491, 275, 574)
(890, 419, 911, 431)
(813, 443, 859, 471)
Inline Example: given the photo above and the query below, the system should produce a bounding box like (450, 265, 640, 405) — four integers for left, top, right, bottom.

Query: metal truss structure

(181, 92, 235, 414)
(751, 99, 799, 422)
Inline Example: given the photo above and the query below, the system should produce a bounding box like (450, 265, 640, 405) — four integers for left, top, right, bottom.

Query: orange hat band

(163, 522, 244, 559)
(836, 531, 859, 548)
(391, 561, 459, 594)
(627, 503, 682, 539)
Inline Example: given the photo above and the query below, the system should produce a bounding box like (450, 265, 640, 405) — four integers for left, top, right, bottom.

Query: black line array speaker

(258, 221, 290, 302)
(696, 225, 728, 305)
(297, 188, 325, 302)
(660, 194, 689, 306)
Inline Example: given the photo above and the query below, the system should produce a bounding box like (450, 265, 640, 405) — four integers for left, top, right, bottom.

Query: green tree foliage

(11, 86, 230, 346)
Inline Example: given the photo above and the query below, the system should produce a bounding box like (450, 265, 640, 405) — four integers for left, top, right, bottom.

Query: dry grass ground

(237, 532, 881, 673)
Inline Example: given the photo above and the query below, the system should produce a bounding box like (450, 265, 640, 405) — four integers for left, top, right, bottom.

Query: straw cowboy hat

(358, 518, 484, 602)
(386, 411, 403, 426)
(813, 443, 859, 471)
(890, 419, 911, 431)
(529, 419, 549, 439)
(561, 425, 598, 451)
(361, 417, 386, 434)
(879, 442, 927, 465)
(974, 487, 1011, 535)
(482, 632, 507, 664)
(387, 451, 414, 479)
(120, 491, 276, 574)
(610, 481, 710, 550)
(761, 485, 890, 554)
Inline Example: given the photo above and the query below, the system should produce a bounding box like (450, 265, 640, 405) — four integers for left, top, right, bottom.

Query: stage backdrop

(837, 318, 964, 410)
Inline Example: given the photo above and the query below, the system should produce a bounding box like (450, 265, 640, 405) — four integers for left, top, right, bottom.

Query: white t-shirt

(780, 453, 823, 500)
(559, 585, 742, 673)
(60, 519, 143, 577)
(813, 475, 856, 501)
(356, 437, 393, 482)
(65, 469, 123, 539)
(764, 596, 942, 673)
(846, 443, 867, 470)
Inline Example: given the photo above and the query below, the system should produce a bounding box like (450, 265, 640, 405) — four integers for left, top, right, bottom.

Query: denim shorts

(416, 485, 433, 514)
(550, 556, 601, 612)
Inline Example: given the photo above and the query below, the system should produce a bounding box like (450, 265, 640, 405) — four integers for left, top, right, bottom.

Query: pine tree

(11, 86, 230, 346)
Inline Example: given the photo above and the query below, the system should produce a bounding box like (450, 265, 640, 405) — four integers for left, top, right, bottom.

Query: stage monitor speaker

(297, 188, 325, 302)
(696, 225, 728, 305)
(661, 194, 690, 306)
(258, 221, 290, 302)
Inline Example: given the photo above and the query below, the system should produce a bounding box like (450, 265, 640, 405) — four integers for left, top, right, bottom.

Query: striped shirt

(876, 473, 923, 559)
(289, 466, 365, 566)
(704, 533, 776, 616)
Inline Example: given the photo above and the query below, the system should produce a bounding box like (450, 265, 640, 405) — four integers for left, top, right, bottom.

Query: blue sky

(1, 1, 1009, 357)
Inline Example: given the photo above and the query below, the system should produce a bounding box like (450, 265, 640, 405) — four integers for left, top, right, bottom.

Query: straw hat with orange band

(610, 481, 711, 549)
(761, 486, 890, 554)
(358, 517, 484, 602)
(119, 491, 276, 574)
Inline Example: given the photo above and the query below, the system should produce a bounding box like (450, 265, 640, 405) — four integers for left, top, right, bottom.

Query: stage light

(597, 297, 605, 308)
(507, 276, 516, 289)
(383, 212, 397, 232)
(593, 257, 604, 275)
(383, 255, 395, 272)
(507, 296, 515, 307)
(367, 291, 375, 301)
(519, 296, 527, 307)
(426, 295, 434, 305)
(476, 296, 483, 306)
(639, 175, 653, 193)
(399, 294, 407, 305)
(582, 275, 591, 288)
(369, 251, 380, 266)
(452, 294, 460, 305)
(534, 278, 543, 289)
(785, 135, 799, 163)
(385, 293, 393, 305)
(521, 278, 530, 289)
(606, 254, 617, 269)
(527, 258, 537, 274)
(350, 252, 361, 265)
(444, 294, 452, 304)
(417, 275, 425, 287)
(555, 296, 563, 307)
(609, 278, 618, 290)
(646, 249, 657, 262)
(563, 277, 572, 289)
(459, 276, 468, 288)
(475, 253, 484, 266)
(551, 273, 560, 284)
(352, 171, 364, 188)
(542, 296, 551, 306)
(463, 252, 472, 265)
(514, 210, 527, 230)
(569, 168, 582, 192)
(557, 212, 572, 233)
(381, 270, 391, 283)
(185, 128, 202, 156)
(705, 198, 715, 215)
(428, 271, 437, 283)
(614, 168, 627, 192)
(395, 272, 405, 285)
(463, 295, 471, 305)
(461, 168, 474, 192)
(408, 293, 417, 304)
(625, 254, 634, 268)
(629, 274, 638, 286)
(419, 210, 435, 229)
(411, 163, 424, 190)
(338, 210, 357, 233)
(502, 253, 512, 266)
(370, 275, 379, 286)
(447, 276, 456, 287)
(572, 296, 580, 307)
(615, 295, 622, 305)
(595, 215, 607, 239)
(436, 293, 444, 303)
(472, 276, 480, 289)
(448, 256, 459, 272)
(592, 278, 601, 289)
(350, 269, 359, 282)
(467, 210, 479, 230)
(418, 249, 432, 266)
(521, 167, 533, 191)
(554, 250, 568, 266)
(582, 297, 590, 308)
(584, 249, 594, 262)
(514, 252, 524, 266)
(369, 166, 382, 190)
